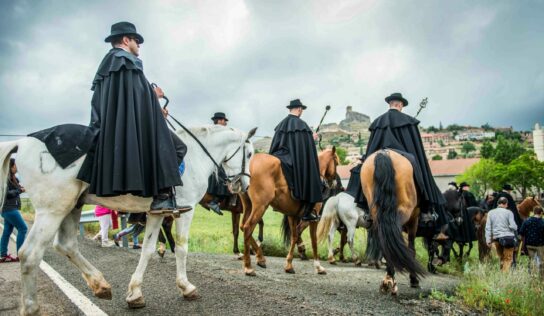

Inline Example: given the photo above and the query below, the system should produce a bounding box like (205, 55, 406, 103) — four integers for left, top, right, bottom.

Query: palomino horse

(199, 193, 264, 258)
(0, 125, 256, 315)
(239, 148, 339, 276)
(362, 150, 426, 295)
(317, 191, 371, 265)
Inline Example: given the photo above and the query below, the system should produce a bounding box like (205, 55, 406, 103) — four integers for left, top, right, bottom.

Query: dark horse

(442, 189, 485, 262)
(362, 150, 426, 294)
(200, 193, 264, 258)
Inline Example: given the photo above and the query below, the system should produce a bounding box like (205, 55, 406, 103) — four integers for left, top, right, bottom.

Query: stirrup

(148, 206, 192, 217)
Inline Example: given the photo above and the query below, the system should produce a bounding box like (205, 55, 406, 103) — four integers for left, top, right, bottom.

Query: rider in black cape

(355, 93, 450, 240)
(205, 112, 233, 215)
(78, 22, 188, 212)
(269, 99, 323, 221)
(492, 184, 523, 229)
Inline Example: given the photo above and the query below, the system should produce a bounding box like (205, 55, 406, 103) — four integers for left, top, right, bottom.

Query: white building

(534, 123, 544, 161)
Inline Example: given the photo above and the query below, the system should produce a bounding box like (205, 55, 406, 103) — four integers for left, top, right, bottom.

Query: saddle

(29, 124, 98, 168)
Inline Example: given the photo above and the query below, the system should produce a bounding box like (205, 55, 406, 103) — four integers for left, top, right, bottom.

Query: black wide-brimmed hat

(105, 22, 144, 44)
(503, 184, 514, 191)
(211, 112, 229, 121)
(286, 99, 307, 110)
(385, 93, 409, 107)
(448, 181, 458, 188)
(459, 182, 470, 189)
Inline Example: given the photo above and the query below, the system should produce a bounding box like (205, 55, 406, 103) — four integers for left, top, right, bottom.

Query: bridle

(223, 136, 252, 189)
(166, 113, 251, 190)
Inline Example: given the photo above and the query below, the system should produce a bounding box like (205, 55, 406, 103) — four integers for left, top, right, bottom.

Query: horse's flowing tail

(0, 140, 19, 211)
(281, 215, 291, 247)
(317, 195, 339, 243)
(372, 152, 425, 277)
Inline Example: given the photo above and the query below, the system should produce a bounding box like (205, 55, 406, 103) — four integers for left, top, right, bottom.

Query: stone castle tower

(534, 123, 544, 161)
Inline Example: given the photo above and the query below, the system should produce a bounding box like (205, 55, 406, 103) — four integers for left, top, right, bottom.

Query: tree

(446, 124, 464, 132)
(447, 149, 458, 160)
(493, 136, 526, 164)
(461, 142, 476, 157)
(504, 152, 544, 197)
(480, 141, 494, 159)
(456, 159, 506, 199)
(432, 154, 443, 161)
(427, 126, 439, 133)
(439, 121, 444, 131)
(438, 140, 445, 147)
(335, 147, 349, 165)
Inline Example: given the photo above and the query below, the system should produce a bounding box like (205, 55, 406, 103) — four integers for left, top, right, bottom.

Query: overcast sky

(0, 0, 543, 137)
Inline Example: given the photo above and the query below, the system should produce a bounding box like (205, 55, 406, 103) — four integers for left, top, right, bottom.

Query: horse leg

(309, 222, 326, 274)
(327, 221, 338, 264)
(257, 218, 264, 244)
(427, 236, 438, 274)
(19, 212, 67, 316)
(285, 216, 298, 274)
(466, 241, 473, 258)
(53, 208, 111, 299)
(381, 263, 398, 296)
(451, 242, 460, 259)
(340, 229, 348, 262)
(458, 243, 465, 262)
(126, 215, 163, 308)
(164, 218, 176, 253)
(232, 211, 242, 258)
(296, 220, 309, 261)
(242, 207, 263, 276)
(408, 230, 420, 289)
(173, 211, 199, 301)
(347, 225, 360, 266)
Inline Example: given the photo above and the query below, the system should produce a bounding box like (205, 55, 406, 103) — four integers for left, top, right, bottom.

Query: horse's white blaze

(0, 125, 255, 314)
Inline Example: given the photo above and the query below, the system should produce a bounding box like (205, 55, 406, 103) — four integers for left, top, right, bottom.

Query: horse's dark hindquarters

(373, 152, 426, 277)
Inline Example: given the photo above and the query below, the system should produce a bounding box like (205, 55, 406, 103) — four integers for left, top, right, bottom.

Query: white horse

(316, 192, 371, 265)
(0, 125, 256, 315)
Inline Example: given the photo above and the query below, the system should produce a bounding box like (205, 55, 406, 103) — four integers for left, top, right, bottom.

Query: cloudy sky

(0, 0, 543, 138)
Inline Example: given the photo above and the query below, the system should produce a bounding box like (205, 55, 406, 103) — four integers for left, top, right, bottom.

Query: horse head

(224, 127, 257, 194)
(319, 146, 339, 190)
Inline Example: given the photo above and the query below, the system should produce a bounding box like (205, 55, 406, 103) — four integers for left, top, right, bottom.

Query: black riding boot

(207, 197, 224, 216)
(301, 203, 320, 222)
(150, 188, 192, 215)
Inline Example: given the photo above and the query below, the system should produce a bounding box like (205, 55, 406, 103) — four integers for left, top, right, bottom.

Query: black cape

(492, 191, 523, 229)
(269, 114, 323, 204)
(355, 109, 448, 227)
(345, 163, 363, 200)
(77, 48, 181, 197)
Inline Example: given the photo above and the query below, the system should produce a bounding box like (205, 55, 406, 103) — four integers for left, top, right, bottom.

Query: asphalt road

(32, 237, 469, 315)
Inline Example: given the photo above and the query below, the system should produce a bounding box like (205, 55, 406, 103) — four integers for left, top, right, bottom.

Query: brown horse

(239, 148, 339, 276)
(199, 193, 264, 257)
(361, 150, 426, 295)
(518, 196, 541, 221)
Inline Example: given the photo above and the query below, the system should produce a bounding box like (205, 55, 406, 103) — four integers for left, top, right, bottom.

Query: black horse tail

(364, 227, 382, 262)
(281, 215, 291, 247)
(373, 152, 425, 277)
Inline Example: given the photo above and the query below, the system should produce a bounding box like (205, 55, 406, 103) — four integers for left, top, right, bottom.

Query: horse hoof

(158, 249, 165, 258)
(127, 296, 146, 309)
(317, 269, 327, 275)
(410, 283, 420, 289)
(354, 260, 362, 267)
(183, 289, 200, 301)
(299, 254, 309, 261)
(328, 260, 337, 265)
(257, 262, 267, 269)
(245, 269, 256, 276)
(95, 286, 112, 300)
(236, 253, 243, 260)
(285, 268, 296, 274)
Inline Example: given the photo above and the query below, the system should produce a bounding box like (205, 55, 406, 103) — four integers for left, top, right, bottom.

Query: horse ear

(331, 146, 336, 154)
(247, 127, 258, 139)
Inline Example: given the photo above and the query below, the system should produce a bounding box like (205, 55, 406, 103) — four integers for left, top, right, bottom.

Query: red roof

(336, 158, 479, 179)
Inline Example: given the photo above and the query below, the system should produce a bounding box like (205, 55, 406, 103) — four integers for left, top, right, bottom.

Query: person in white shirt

(485, 197, 518, 271)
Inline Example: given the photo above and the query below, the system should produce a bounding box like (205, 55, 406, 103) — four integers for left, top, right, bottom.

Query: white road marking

(1, 222, 108, 316)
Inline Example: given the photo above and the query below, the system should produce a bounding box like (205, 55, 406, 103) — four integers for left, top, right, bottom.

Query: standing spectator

(0, 159, 28, 262)
(519, 206, 544, 279)
(94, 205, 116, 247)
(486, 197, 518, 272)
(113, 213, 146, 249)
